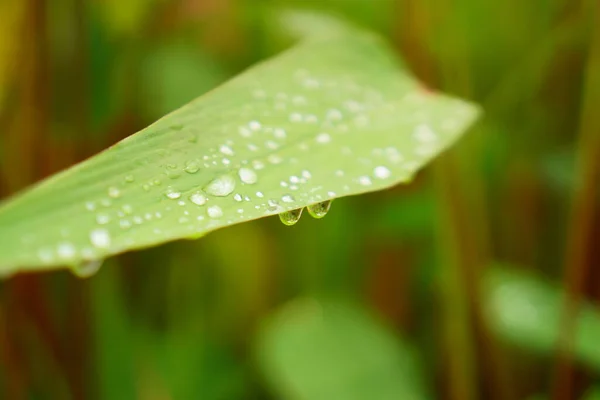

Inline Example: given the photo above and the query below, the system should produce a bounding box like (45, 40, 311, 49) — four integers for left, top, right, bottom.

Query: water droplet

(71, 259, 103, 278)
(57, 243, 76, 259)
(315, 132, 331, 144)
(281, 194, 295, 203)
(274, 128, 287, 138)
(90, 229, 111, 249)
(233, 193, 243, 202)
(279, 208, 303, 226)
(374, 166, 391, 179)
(238, 168, 257, 184)
(358, 176, 372, 186)
(165, 187, 181, 199)
(96, 213, 110, 225)
(207, 205, 223, 219)
(253, 160, 265, 170)
(119, 220, 132, 229)
(124, 175, 135, 183)
(184, 160, 200, 174)
(108, 186, 121, 198)
(249, 120, 262, 131)
(85, 201, 96, 211)
(307, 201, 332, 219)
(204, 174, 236, 197)
(413, 124, 438, 143)
(219, 144, 234, 156)
(190, 192, 207, 206)
(256, 191, 264, 198)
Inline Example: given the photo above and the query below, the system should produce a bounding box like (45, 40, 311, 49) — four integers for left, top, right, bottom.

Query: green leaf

(483, 266, 600, 372)
(0, 28, 479, 274)
(255, 299, 429, 400)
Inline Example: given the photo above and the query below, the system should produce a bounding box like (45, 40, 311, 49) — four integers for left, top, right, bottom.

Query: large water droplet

(279, 208, 303, 226)
(238, 168, 257, 184)
(71, 259, 103, 278)
(307, 201, 331, 219)
(204, 175, 236, 197)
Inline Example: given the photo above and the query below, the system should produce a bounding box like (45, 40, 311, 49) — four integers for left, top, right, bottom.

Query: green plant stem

(552, 2, 600, 399)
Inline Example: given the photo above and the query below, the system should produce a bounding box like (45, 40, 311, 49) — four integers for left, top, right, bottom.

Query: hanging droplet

(279, 208, 303, 226)
(71, 259, 104, 278)
(307, 200, 332, 219)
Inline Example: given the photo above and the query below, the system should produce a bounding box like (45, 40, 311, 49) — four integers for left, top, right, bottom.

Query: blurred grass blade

(0, 27, 479, 274)
(483, 266, 600, 372)
(256, 299, 429, 400)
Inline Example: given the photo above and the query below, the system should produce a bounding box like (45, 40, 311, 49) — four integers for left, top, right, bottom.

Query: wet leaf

(0, 28, 479, 274)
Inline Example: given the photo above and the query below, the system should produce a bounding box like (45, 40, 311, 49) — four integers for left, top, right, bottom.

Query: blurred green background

(1, 0, 600, 399)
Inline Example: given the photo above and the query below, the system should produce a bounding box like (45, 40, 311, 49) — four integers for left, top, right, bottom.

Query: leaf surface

(0, 29, 479, 274)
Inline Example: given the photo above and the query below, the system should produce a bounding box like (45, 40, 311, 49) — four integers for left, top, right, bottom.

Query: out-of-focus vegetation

(0, 0, 599, 399)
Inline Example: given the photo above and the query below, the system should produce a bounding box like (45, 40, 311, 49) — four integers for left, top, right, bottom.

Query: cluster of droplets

(278, 200, 332, 226)
(23, 59, 476, 276)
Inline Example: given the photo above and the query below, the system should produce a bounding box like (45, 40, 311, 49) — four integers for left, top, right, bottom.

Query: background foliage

(0, 0, 599, 399)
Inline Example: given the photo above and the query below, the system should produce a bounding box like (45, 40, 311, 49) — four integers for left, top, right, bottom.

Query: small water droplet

(207, 205, 223, 219)
(238, 168, 258, 184)
(249, 120, 262, 131)
(374, 166, 391, 179)
(274, 128, 287, 138)
(96, 213, 110, 225)
(90, 228, 111, 249)
(165, 187, 181, 199)
(57, 242, 76, 259)
(315, 132, 331, 144)
(281, 194, 295, 203)
(184, 159, 200, 174)
(204, 174, 236, 197)
(71, 259, 103, 278)
(233, 193, 243, 202)
(125, 175, 135, 183)
(279, 208, 303, 226)
(108, 186, 121, 198)
(307, 201, 332, 219)
(165, 164, 182, 179)
(190, 192, 207, 206)
(358, 176, 372, 186)
(85, 201, 96, 211)
(413, 124, 438, 143)
(219, 144, 234, 156)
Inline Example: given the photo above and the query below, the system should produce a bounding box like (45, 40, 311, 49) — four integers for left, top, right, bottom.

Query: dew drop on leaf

(71, 259, 103, 278)
(238, 168, 258, 184)
(279, 208, 303, 226)
(204, 175, 236, 197)
(307, 200, 332, 219)
(165, 187, 182, 199)
(190, 192, 207, 206)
